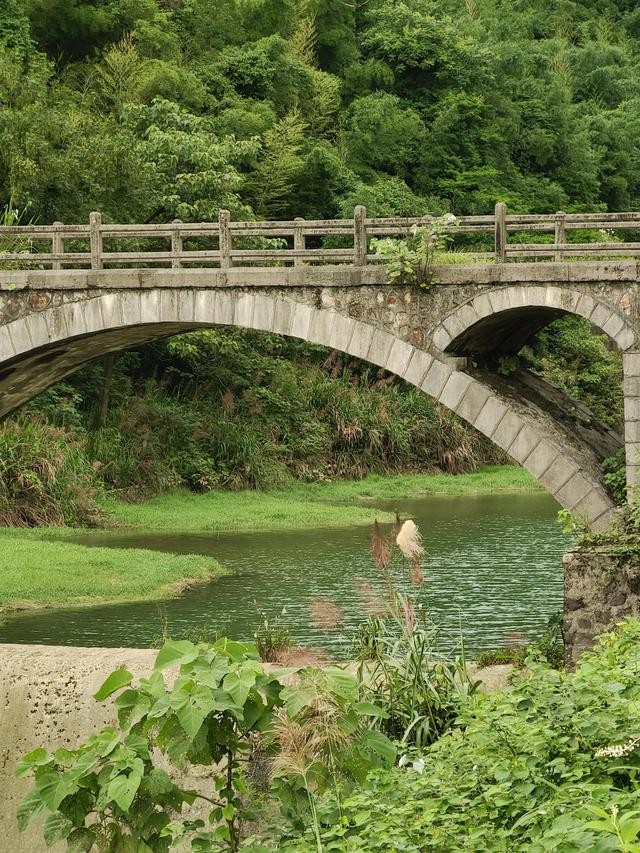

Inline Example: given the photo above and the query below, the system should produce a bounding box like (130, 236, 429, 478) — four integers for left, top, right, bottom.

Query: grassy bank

(0, 531, 224, 613)
(106, 465, 539, 532)
(0, 466, 538, 611)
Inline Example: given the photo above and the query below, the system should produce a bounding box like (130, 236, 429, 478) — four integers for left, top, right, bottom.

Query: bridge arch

(0, 288, 618, 530)
(431, 285, 636, 356)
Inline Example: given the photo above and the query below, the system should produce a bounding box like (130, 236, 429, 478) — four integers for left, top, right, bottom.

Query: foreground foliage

(17, 638, 396, 851)
(266, 620, 640, 851)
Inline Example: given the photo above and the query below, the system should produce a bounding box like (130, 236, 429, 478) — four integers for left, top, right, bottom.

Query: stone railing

(1, 204, 640, 270)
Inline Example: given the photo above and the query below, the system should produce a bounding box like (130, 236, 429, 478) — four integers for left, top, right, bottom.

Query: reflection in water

(0, 492, 570, 656)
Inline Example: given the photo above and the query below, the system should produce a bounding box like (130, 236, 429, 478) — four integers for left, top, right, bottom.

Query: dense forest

(0, 0, 632, 520)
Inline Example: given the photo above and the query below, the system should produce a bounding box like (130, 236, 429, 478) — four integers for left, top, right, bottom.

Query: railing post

(52, 221, 63, 271)
(89, 211, 103, 270)
(354, 205, 367, 267)
(294, 217, 305, 267)
(494, 202, 507, 263)
(218, 209, 232, 269)
(554, 211, 566, 262)
(171, 219, 183, 269)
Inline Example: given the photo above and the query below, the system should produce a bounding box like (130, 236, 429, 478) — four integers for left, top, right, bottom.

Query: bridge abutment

(564, 549, 640, 665)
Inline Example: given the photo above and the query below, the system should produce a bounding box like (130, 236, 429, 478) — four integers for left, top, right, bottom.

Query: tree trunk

(97, 354, 115, 428)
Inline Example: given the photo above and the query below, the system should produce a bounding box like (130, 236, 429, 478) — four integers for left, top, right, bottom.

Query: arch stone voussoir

(432, 285, 636, 354)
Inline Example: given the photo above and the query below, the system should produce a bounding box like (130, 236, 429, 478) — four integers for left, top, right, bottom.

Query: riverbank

(0, 532, 225, 613)
(105, 465, 538, 532)
(0, 466, 539, 613)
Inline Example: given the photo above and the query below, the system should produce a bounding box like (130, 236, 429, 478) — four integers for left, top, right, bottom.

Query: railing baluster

(555, 211, 566, 262)
(354, 205, 367, 267)
(294, 217, 305, 267)
(171, 219, 183, 269)
(3, 208, 640, 269)
(89, 211, 103, 270)
(52, 221, 63, 271)
(494, 202, 507, 263)
(218, 209, 232, 269)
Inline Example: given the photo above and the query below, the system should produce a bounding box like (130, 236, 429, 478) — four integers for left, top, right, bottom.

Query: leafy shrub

(603, 448, 628, 506)
(370, 216, 458, 286)
(266, 619, 640, 851)
(18, 638, 395, 852)
(0, 418, 102, 526)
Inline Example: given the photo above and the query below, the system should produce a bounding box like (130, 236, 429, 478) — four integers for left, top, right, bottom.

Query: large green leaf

(353, 701, 389, 719)
(155, 640, 199, 671)
(90, 728, 120, 758)
(223, 669, 257, 708)
(93, 669, 133, 702)
(116, 689, 152, 730)
(16, 789, 46, 831)
(108, 771, 142, 813)
(66, 750, 99, 783)
(172, 685, 216, 739)
(66, 828, 96, 852)
(191, 656, 231, 689)
(36, 772, 79, 811)
(281, 683, 317, 717)
(15, 747, 51, 778)
(355, 730, 397, 768)
(138, 670, 166, 699)
(213, 638, 259, 662)
(43, 811, 74, 846)
(324, 667, 358, 700)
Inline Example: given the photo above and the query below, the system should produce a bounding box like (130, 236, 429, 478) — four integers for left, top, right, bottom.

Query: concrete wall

(0, 644, 211, 853)
(564, 550, 640, 664)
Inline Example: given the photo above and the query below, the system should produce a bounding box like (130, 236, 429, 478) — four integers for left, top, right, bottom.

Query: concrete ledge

(1, 260, 640, 293)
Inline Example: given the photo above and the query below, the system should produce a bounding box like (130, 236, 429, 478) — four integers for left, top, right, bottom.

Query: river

(0, 491, 570, 656)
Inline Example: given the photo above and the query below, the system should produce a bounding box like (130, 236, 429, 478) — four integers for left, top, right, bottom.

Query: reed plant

(357, 518, 476, 747)
(308, 516, 477, 749)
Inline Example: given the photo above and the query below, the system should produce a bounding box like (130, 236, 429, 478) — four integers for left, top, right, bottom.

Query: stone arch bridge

(2, 206, 640, 531)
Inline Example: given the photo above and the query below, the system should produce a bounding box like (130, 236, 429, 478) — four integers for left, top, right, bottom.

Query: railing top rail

(1, 210, 639, 232)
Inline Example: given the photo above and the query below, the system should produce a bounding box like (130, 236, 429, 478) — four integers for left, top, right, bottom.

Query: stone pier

(563, 549, 640, 664)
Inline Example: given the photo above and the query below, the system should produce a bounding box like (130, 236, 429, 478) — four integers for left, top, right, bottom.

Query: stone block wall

(564, 550, 640, 665)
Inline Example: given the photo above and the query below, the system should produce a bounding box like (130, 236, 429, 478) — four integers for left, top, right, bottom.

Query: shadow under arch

(432, 284, 636, 356)
(0, 288, 620, 529)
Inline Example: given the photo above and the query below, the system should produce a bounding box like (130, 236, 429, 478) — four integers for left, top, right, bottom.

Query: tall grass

(79, 359, 503, 501)
(0, 418, 102, 527)
(307, 517, 477, 748)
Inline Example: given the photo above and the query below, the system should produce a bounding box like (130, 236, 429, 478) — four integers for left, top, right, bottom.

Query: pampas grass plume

(396, 519, 424, 561)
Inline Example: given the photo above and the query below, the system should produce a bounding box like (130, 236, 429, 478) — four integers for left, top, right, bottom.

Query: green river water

(0, 491, 570, 656)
